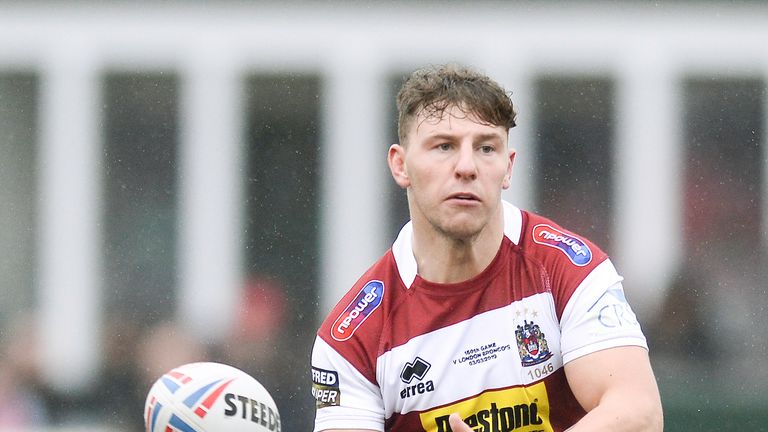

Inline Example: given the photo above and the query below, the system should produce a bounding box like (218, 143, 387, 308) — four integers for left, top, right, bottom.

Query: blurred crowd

(0, 276, 312, 431)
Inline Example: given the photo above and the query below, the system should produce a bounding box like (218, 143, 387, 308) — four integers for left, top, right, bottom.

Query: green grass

(663, 405, 768, 431)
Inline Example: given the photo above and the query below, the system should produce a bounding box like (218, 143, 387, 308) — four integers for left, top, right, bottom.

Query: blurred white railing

(0, 2, 766, 394)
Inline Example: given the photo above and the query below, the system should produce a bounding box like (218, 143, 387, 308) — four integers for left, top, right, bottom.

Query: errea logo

(400, 357, 435, 399)
(400, 357, 431, 383)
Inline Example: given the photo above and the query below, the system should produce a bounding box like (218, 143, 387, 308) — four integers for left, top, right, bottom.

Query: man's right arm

(312, 336, 386, 432)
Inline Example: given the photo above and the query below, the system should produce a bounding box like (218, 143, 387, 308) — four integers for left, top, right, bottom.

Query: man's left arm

(563, 345, 663, 431)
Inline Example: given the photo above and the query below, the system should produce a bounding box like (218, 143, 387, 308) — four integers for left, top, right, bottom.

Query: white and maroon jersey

(311, 201, 647, 432)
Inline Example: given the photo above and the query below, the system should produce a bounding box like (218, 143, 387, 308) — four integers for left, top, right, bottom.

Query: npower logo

(331, 280, 384, 341)
(532, 224, 592, 266)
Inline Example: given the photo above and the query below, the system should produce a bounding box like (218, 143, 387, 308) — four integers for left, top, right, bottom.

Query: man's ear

(502, 150, 516, 190)
(388, 144, 410, 189)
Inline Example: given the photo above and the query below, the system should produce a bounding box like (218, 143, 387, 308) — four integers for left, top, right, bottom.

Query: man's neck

(411, 213, 504, 284)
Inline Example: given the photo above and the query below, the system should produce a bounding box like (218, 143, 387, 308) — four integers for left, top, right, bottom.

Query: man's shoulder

(317, 250, 403, 345)
(515, 210, 606, 269)
(512, 209, 614, 316)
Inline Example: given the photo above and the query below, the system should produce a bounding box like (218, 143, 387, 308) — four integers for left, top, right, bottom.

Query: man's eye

(438, 143, 451, 151)
(480, 145, 494, 153)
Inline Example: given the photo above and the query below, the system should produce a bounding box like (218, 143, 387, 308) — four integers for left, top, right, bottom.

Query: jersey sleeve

(559, 259, 648, 363)
(519, 211, 648, 365)
(311, 336, 385, 432)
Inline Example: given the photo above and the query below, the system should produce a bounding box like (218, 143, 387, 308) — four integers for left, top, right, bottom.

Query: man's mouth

(447, 193, 480, 202)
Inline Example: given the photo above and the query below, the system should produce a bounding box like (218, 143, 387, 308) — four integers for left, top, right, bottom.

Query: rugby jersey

(311, 201, 647, 432)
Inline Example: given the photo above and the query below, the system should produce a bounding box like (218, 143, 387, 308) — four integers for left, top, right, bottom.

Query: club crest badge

(515, 320, 553, 366)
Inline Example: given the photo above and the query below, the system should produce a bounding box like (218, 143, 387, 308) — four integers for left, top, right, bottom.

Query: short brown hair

(396, 64, 517, 144)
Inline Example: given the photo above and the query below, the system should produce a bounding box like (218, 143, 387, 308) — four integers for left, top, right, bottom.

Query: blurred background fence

(1, 1, 767, 430)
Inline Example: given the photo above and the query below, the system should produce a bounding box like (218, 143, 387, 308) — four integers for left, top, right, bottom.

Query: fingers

(448, 413, 472, 432)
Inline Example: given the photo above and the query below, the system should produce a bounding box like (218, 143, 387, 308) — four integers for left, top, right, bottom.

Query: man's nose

(454, 145, 477, 180)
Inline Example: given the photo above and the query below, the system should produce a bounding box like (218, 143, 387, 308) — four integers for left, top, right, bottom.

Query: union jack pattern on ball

(144, 362, 281, 432)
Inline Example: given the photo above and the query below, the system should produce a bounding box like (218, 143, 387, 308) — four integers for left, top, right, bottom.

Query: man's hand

(449, 413, 473, 431)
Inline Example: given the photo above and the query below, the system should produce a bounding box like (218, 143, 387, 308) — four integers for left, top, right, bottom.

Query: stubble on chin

(430, 212, 487, 243)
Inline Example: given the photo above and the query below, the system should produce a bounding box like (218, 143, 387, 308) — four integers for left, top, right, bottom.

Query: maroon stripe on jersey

(380, 236, 551, 352)
(317, 238, 552, 384)
(518, 211, 608, 319)
(317, 211, 608, 387)
(384, 369, 585, 432)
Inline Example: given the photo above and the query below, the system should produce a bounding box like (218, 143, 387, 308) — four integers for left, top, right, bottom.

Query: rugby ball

(144, 362, 281, 432)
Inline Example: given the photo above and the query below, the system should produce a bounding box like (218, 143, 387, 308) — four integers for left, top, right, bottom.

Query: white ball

(144, 362, 281, 432)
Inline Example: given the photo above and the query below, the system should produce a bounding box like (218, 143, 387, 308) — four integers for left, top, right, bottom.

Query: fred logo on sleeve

(311, 367, 340, 408)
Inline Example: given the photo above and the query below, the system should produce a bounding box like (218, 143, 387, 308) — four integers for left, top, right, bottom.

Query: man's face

(391, 105, 514, 240)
